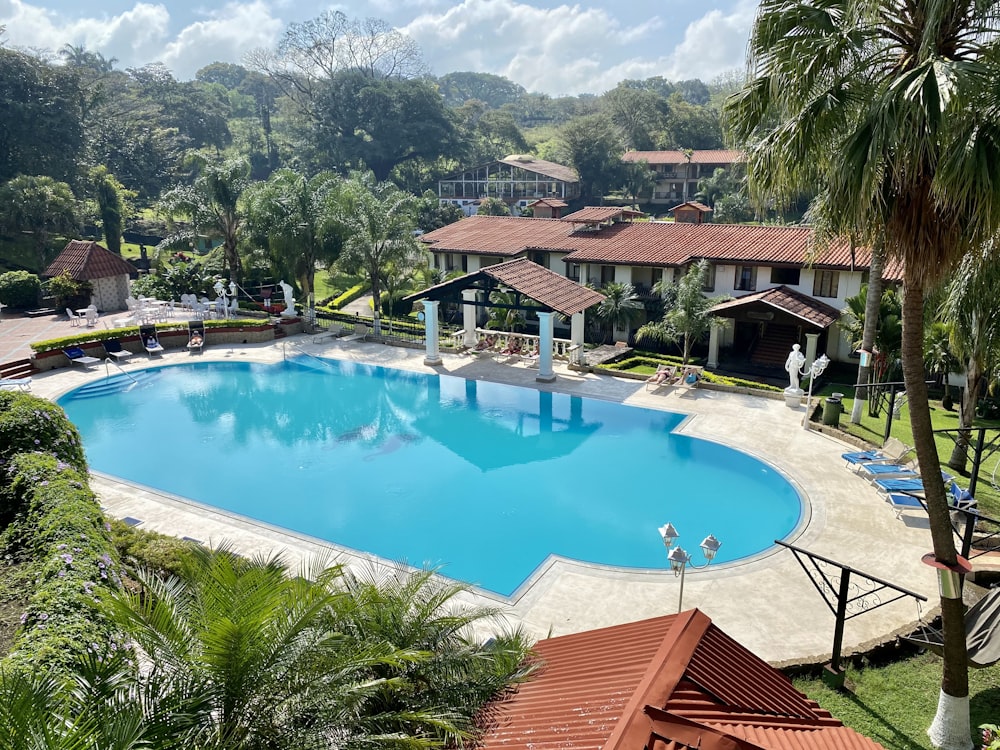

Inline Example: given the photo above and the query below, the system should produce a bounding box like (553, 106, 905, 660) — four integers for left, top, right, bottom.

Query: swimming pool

(59, 358, 803, 596)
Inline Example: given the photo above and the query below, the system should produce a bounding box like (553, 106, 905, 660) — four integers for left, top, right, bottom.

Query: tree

(726, 0, 1000, 742)
(848, 247, 887, 423)
(413, 190, 464, 233)
(939, 250, 1000, 471)
(660, 94, 723, 150)
(335, 173, 420, 336)
(558, 114, 622, 202)
(244, 168, 345, 299)
(477, 197, 511, 216)
(88, 166, 133, 255)
(594, 282, 642, 343)
(839, 284, 903, 414)
(601, 85, 665, 150)
(636, 261, 724, 363)
(158, 157, 251, 283)
(0, 174, 78, 268)
(437, 71, 526, 108)
(619, 160, 656, 206)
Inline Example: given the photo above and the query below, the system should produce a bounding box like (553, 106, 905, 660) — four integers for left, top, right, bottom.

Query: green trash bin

(822, 393, 843, 426)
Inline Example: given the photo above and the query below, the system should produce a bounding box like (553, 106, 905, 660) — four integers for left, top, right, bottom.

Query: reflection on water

(59, 357, 801, 596)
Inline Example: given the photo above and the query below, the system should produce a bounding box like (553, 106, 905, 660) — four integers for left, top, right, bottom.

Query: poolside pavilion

(405, 257, 605, 382)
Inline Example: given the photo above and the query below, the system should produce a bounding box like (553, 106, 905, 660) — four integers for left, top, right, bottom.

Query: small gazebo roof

(405, 258, 605, 317)
(669, 201, 713, 213)
(561, 206, 644, 224)
(44, 240, 135, 281)
(708, 285, 840, 328)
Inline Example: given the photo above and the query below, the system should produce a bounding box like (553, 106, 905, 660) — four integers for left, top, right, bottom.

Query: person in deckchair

(145, 333, 158, 348)
(189, 331, 203, 347)
(646, 365, 676, 386)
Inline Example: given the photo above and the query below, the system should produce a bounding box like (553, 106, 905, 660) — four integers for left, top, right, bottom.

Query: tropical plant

(486, 290, 529, 332)
(939, 250, 1000, 471)
(476, 197, 511, 216)
(334, 172, 420, 336)
(244, 168, 345, 300)
(924, 321, 959, 393)
(0, 174, 79, 268)
(89, 166, 134, 256)
(619, 160, 656, 206)
(725, 0, 1000, 741)
(46, 270, 91, 310)
(158, 157, 251, 283)
(636, 261, 724, 363)
(594, 282, 642, 344)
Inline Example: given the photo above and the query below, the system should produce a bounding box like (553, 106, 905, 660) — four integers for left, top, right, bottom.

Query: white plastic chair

(66, 308, 83, 327)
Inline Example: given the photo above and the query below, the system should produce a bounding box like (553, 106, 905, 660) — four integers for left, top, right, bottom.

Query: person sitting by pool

(188, 331, 203, 348)
(500, 337, 523, 356)
(145, 334, 159, 348)
(646, 365, 678, 387)
(472, 335, 496, 352)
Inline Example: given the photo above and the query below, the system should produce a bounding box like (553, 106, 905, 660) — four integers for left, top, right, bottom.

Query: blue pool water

(59, 358, 802, 596)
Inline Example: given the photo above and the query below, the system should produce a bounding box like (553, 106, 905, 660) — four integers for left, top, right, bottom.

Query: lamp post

(801, 354, 830, 430)
(657, 523, 722, 613)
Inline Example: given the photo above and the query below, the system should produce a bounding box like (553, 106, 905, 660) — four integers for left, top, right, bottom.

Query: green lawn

(795, 652, 1000, 749)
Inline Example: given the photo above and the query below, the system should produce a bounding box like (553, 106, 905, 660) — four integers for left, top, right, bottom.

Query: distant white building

(622, 149, 745, 204)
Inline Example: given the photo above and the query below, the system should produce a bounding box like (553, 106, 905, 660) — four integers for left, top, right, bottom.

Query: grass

(314, 269, 366, 304)
(794, 652, 1000, 749)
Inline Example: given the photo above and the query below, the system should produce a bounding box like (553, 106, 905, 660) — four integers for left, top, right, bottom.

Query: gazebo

(44, 240, 136, 312)
(404, 258, 605, 382)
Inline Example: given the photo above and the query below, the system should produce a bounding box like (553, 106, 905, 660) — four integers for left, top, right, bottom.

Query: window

(601, 265, 616, 285)
(702, 263, 716, 292)
(813, 270, 840, 298)
(568, 264, 580, 281)
(734, 265, 757, 291)
(651, 268, 663, 287)
(461, 254, 468, 273)
(770, 267, 801, 285)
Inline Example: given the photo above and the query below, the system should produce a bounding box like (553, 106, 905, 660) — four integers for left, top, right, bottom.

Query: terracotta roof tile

(481, 257, 605, 316)
(420, 217, 900, 280)
(623, 150, 746, 165)
(478, 611, 884, 750)
(670, 202, 712, 213)
(500, 155, 580, 183)
(562, 207, 644, 223)
(44, 240, 135, 281)
(708, 287, 841, 328)
(529, 198, 569, 208)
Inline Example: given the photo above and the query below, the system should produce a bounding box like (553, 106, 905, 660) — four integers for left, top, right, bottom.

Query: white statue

(279, 279, 296, 318)
(785, 343, 806, 392)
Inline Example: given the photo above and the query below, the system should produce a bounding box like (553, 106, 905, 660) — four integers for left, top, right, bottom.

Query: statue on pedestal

(785, 343, 806, 392)
(279, 280, 296, 318)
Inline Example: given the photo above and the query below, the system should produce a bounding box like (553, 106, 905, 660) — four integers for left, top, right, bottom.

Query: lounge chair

(842, 437, 912, 469)
(496, 337, 524, 362)
(645, 365, 678, 391)
(342, 323, 370, 342)
(0, 377, 32, 391)
(139, 324, 165, 357)
(64, 347, 101, 368)
(886, 481, 977, 519)
(857, 458, 919, 481)
(187, 319, 205, 353)
(873, 470, 955, 495)
(470, 335, 498, 357)
(102, 338, 133, 362)
(677, 365, 703, 389)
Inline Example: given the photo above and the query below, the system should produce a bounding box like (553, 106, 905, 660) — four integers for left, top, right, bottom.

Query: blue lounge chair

(857, 460, 919, 481)
(842, 437, 912, 469)
(873, 470, 954, 494)
(63, 347, 101, 368)
(887, 482, 976, 519)
(103, 338, 133, 362)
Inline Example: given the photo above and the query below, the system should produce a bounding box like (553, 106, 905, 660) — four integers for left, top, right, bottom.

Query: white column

(804, 332, 819, 372)
(462, 289, 478, 348)
(423, 300, 442, 367)
(707, 325, 720, 369)
(570, 311, 585, 366)
(536, 311, 556, 383)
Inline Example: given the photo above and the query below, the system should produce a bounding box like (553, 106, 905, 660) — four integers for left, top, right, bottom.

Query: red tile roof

(623, 150, 746, 166)
(670, 202, 712, 213)
(709, 286, 841, 328)
(420, 216, 901, 279)
(529, 198, 569, 208)
(478, 610, 883, 750)
(44, 240, 135, 281)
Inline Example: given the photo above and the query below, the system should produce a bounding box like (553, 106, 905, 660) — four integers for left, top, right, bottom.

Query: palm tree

(158, 157, 251, 283)
(726, 0, 1000, 743)
(939, 250, 1000, 471)
(636, 261, 722, 364)
(595, 282, 642, 344)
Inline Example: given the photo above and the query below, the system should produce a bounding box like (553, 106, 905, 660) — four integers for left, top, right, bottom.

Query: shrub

(46, 271, 91, 310)
(1, 453, 122, 673)
(129, 272, 170, 300)
(108, 519, 198, 579)
(0, 271, 42, 309)
(329, 283, 368, 310)
(380, 291, 413, 317)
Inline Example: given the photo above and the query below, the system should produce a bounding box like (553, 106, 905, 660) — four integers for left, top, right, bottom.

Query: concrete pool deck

(21, 333, 941, 667)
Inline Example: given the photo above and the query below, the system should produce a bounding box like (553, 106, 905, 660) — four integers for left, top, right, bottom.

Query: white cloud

(157, 1, 283, 79)
(0, 0, 170, 63)
(661, 0, 756, 82)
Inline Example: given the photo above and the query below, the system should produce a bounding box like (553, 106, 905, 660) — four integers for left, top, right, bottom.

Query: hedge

(29, 318, 269, 354)
(327, 283, 368, 310)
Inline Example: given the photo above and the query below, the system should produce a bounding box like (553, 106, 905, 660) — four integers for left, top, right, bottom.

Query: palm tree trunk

(947, 363, 981, 472)
(850, 249, 885, 423)
(902, 281, 971, 750)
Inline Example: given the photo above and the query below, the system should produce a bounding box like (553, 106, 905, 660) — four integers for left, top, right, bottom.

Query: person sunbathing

(188, 332, 203, 347)
(473, 335, 496, 351)
(646, 365, 677, 385)
(145, 334, 160, 348)
(500, 338, 523, 356)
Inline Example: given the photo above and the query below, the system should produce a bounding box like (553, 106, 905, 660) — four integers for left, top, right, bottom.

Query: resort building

(622, 149, 745, 205)
(44, 240, 137, 312)
(437, 155, 581, 216)
(478, 609, 884, 750)
(420, 209, 898, 369)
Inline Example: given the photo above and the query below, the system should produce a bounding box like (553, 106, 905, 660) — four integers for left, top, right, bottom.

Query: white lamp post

(801, 354, 831, 430)
(658, 524, 722, 613)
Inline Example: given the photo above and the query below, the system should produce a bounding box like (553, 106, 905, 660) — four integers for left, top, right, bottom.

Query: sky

(0, 0, 755, 96)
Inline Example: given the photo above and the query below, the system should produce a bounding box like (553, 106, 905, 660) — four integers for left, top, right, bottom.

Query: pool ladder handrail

(104, 357, 138, 384)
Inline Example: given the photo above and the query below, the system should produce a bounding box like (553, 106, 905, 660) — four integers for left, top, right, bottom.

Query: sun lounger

(645, 365, 679, 391)
(187, 319, 205, 353)
(857, 459, 919, 481)
(874, 470, 956, 495)
(139, 324, 165, 357)
(470, 335, 498, 357)
(102, 338, 133, 362)
(342, 323, 370, 342)
(886, 481, 977, 519)
(842, 437, 912, 469)
(0, 377, 31, 391)
(677, 365, 704, 389)
(63, 347, 101, 368)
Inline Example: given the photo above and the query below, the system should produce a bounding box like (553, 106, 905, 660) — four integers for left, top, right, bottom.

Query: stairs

(1, 358, 36, 380)
(750, 325, 800, 368)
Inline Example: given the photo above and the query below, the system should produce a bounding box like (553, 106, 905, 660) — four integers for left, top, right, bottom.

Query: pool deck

(19, 332, 941, 667)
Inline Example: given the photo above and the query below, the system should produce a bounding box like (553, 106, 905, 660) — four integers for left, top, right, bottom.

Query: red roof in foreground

(478, 610, 883, 750)
(44, 240, 135, 281)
